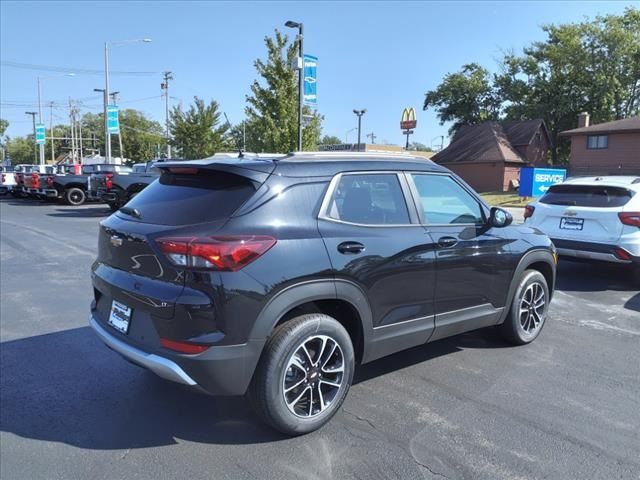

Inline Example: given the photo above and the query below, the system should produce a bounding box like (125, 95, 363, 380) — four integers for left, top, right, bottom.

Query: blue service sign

(303, 54, 317, 106)
(107, 104, 120, 133)
(520, 167, 567, 197)
(35, 123, 46, 145)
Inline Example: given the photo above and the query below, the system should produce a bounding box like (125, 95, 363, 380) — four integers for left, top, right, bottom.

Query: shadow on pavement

(555, 259, 638, 293)
(0, 326, 505, 449)
(624, 293, 640, 313)
(47, 206, 112, 218)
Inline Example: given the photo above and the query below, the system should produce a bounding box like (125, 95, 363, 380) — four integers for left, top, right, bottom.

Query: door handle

(337, 241, 365, 255)
(437, 236, 458, 248)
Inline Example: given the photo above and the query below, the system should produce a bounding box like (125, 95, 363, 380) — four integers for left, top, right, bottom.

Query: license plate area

(108, 299, 132, 334)
(559, 217, 584, 231)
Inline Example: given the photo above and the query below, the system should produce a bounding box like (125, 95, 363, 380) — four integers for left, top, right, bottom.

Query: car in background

(42, 163, 132, 206)
(525, 176, 639, 281)
(20, 165, 60, 198)
(89, 152, 556, 435)
(0, 165, 16, 195)
(91, 159, 166, 211)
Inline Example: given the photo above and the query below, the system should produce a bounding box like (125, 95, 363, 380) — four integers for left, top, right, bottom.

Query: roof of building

(559, 116, 640, 136)
(432, 119, 549, 165)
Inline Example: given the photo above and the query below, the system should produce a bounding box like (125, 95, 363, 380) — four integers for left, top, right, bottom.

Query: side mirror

(489, 207, 513, 228)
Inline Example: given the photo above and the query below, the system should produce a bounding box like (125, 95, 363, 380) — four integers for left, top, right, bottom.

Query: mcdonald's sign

(400, 107, 417, 130)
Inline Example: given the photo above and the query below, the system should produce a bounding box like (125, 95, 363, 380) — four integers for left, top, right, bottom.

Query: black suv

(90, 153, 556, 435)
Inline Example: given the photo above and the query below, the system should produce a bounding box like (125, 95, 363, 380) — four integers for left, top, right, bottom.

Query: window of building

(586, 135, 608, 149)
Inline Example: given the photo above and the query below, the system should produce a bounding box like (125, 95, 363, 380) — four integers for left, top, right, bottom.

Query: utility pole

(353, 109, 366, 152)
(49, 102, 55, 163)
(109, 91, 123, 161)
(37, 77, 45, 165)
(25, 111, 38, 163)
(94, 88, 107, 157)
(366, 132, 376, 144)
(161, 71, 173, 158)
(285, 21, 304, 151)
(69, 98, 76, 163)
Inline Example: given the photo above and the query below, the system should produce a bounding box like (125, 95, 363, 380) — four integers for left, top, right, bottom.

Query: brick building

(559, 114, 640, 176)
(431, 119, 551, 192)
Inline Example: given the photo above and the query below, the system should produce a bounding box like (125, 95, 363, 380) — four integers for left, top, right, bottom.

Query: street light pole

(162, 71, 173, 158)
(104, 42, 111, 164)
(103, 38, 152, 164)
(353, 109, 366, 152)
(37, 77, 45, 165)
(25, 111, 38, 163)
(285, 21, 304, 151)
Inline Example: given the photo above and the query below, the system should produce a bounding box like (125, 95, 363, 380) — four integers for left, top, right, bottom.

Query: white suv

(524, 176, 639, 272)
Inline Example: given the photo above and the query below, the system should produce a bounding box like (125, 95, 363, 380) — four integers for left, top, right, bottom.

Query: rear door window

(120, 169, 257, 225)
(324, 173, 410, 225)
(540, 184, 633, 207)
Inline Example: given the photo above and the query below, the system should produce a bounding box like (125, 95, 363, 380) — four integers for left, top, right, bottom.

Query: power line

(1, 60, 158, 76)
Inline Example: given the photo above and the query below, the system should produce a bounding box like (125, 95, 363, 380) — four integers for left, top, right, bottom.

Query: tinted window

(120, 170, 256, 225)
(326, 173, 410, 225)
(411, 174, 484, 224)
(587, 135, 608, 149)
(540, 184, 633, 207)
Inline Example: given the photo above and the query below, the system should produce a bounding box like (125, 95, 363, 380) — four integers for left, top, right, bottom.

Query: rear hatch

(534, 183, 634, 242)
(93, 159, 275, 340)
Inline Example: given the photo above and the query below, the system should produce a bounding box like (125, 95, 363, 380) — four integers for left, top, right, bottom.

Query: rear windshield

(119, 170, 256, 225)
(540, 184, 634, 207)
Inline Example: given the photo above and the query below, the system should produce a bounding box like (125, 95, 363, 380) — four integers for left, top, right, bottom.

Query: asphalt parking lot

(1, 197, 639, 480)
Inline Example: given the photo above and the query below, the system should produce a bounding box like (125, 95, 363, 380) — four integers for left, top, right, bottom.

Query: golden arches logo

(400, 108, 417, 130)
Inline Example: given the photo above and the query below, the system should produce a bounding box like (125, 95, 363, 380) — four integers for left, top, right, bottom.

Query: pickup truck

(40, 163, 132, 206)
(18, 165, 60, 198)
(0, 166, 16, 195)
(91, 159, 165, 211)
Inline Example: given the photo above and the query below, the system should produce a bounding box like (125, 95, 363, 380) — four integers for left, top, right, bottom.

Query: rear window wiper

(119, 206, 142, 219)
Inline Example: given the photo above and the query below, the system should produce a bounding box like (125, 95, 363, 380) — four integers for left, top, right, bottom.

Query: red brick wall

(570, 132, 640, 175)
(443, 162, 515, 192)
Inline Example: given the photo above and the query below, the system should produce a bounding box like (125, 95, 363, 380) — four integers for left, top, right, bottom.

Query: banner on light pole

(35, 123, 46, 145)
(107, 104, 120, 134)
(303, 54, 317, 106)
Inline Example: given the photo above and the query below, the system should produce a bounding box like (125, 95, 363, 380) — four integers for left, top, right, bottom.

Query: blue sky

(1, 0, 635, 150)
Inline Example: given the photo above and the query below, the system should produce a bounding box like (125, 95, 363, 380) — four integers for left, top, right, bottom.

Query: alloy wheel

(282, 335, 344, 418)
(519, 282, 546, 334)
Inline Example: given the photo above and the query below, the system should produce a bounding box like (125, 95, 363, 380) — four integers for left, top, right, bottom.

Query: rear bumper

(0, 185, 13, 194)
(39, 188, 59, 198)
(89, 311, 264, 396)
(100, 191, 118, 203)
(552, 238, 639, 264)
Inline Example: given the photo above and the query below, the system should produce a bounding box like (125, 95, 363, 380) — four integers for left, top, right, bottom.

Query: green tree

(81, 110, 165, 163)
(423, 63, 502, 135)
(0, 119, 8, 137)
(6, 136, 35, 165)
(497, 7, 640, 162)
(408, 141, 433, 152)
(170, 97, 229, 159)
(319, 135, 342, 145)
(245, 30, 322, 152)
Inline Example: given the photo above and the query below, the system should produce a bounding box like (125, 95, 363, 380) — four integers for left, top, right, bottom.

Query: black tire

(64, 187, 86, 206)
(499, 269, 549, 345)
(249, 314, 355, 436)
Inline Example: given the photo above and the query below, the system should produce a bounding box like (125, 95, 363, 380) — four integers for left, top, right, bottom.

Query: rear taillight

(16, 174, 22, 185)
(47, 175, 54, 187)
(614, 247, 633, 261)
(619, 212, 640, 228)
(160, 338, 209, 354)
(524, 205, 535, 220)
(105, 173, 113, 190)
(31, 172, 40, 188)
(156, 235, 277, 271)
(1, 174, 5, 183)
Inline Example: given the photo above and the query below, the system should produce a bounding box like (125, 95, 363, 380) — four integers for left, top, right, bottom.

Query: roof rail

(285, 150, 428, 159)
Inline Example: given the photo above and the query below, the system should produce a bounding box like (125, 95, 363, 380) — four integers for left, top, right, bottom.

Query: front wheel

(249, 314, 355, 436)
(65, 187, 86, 206)
(500, 269, 549, 345)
